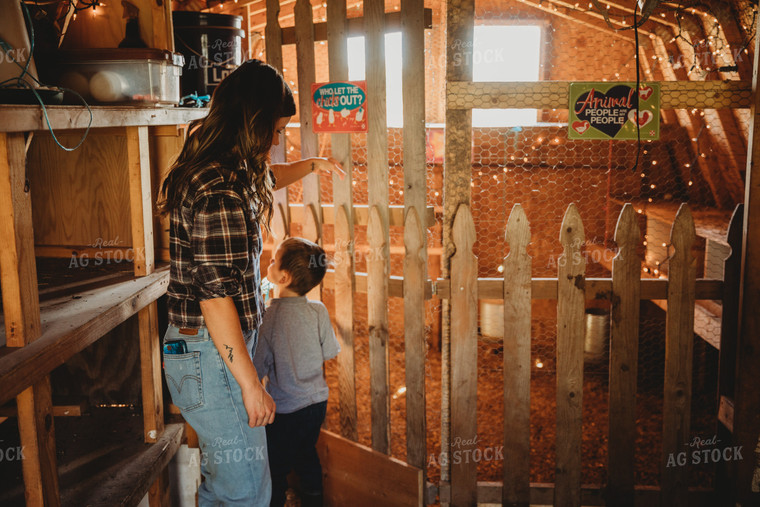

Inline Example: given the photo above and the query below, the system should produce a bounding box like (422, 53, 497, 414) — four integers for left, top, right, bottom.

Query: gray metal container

(584, 308, 609, 362)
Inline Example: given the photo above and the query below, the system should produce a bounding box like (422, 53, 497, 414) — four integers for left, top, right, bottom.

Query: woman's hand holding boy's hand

(243, 381, 276, 427)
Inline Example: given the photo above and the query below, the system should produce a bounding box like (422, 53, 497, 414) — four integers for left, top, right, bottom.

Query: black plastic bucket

(172, 11, 244, 99)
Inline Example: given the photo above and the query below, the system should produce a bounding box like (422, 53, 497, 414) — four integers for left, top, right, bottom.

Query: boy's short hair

(278, 237, 329, 295)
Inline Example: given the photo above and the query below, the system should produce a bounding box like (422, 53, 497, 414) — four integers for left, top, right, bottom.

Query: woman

(157, 60, 343, 506)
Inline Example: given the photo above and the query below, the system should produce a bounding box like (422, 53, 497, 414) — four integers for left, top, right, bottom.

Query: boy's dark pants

(266, 401, 327, 507)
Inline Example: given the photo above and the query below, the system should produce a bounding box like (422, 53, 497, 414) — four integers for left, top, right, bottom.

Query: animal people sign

(311, 81, 367, 133)
(569, 82, 660, 140)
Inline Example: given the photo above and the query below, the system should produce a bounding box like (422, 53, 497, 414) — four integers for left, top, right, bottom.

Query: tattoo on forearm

(224, 344, 234, 362)
(311, 161, 315, 173)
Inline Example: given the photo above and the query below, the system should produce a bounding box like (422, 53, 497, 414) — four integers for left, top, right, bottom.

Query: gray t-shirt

(252, 296, 340, 414)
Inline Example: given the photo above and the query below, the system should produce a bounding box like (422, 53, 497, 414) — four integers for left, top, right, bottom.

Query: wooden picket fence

(262, 0, 742, 504)
(443, 201, 741, 507)
(266, 196, 737, 507)
(265, 0, 430, 474)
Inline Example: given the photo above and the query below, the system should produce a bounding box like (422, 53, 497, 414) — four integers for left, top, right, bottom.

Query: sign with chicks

(311, 81, 367, 133)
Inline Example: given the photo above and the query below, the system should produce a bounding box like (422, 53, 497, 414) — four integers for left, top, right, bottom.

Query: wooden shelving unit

(0, 105, 209, 132)
(0, 409, 184, 507)
(0, 105, 206, 506)
(0, 266, 170, 407)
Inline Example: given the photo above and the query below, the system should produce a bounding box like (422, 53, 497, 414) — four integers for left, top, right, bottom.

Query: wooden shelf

(0, 258, 136, 313)
(0, 6, 190, 504)
(0, 266, 169, 406)
(0, 105, 208, 132)
(73, 423, 183, 507)
(35, 257, 137, 302)
(0, 408, 183, 506)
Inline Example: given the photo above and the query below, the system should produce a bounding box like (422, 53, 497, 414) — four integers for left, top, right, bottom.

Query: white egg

(89, 71, 125, 102)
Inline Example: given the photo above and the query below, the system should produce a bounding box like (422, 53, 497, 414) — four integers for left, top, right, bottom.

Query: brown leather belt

(178, 328, 199, 336)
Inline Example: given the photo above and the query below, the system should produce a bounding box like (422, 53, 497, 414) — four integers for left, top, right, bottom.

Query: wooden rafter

(601, 0, 680, 29)
(658, 21, 747, 204)
(710, 2, 754, 79)
(512, 0, 636, 42)
(250, 0, 363, 32)
(281, 9, 433, 44)
(540, 0, 656, 38)
(649, 32, 734, 208)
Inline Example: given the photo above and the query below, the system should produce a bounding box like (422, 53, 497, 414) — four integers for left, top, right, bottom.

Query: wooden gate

(438, 202, 742, 507)
(260, 0, 759, 505)
(265, 0, 430, 504)
(440, 1, 757, 505)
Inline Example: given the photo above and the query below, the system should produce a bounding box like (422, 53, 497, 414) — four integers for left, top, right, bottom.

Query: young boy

(254, 237, 340, 507)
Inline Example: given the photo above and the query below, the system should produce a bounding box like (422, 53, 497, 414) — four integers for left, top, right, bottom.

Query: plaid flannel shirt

(167, 164, 269, 332)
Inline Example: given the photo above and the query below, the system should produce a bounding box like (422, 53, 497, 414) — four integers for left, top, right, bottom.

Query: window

(347, 25, 542, 128)
(472, 25, 542, 127)
(347, 32, 404, 127)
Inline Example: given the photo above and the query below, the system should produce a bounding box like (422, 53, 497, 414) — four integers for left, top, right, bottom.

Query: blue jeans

(266, 401, 327, 506)
(163, 325, 271, 506)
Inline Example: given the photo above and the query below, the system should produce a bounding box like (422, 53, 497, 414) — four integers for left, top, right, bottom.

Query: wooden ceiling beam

(542, 0, 656, 38)
(645, 48, 720, 205)
(280, 8, 432, 44)
(664, 19, 748, 204)
(512, 0, 635, 43)
(503, 0, 663, 83)
(250, 1, 363, 32)
(249, 0, 296, 17)
(649, 26, 737, 208)
(711, 6, 754, 80)
(518, 0, 743, 208)
(692, 8, 751, 79)
(596, 0, 680, 30)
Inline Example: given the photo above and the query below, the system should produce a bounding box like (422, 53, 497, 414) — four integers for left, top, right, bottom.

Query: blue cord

(180, 92, 211, 107)
(0, 1, 93, 152)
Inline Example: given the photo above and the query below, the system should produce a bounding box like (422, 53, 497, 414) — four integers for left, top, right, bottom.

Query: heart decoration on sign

(638, 86, 654, 101)
(628, 109, 654, 127)
(574, 85, 635, 138)
(572, 120, 590, 135)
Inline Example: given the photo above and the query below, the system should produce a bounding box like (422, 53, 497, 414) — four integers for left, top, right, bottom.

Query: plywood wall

(29, 128, 183, 255)
(29, 132, 133, 249)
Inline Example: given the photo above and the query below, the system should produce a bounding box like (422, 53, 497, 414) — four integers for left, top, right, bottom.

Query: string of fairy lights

(36, 0, 755, 273)
(24, 0, 102, 11)
(567, 0, 756, 229)
(573, 1, 758, 77)
(23, 0, 107, 37)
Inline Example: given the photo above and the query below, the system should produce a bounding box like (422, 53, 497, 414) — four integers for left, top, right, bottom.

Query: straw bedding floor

(321, 296, 718, 493)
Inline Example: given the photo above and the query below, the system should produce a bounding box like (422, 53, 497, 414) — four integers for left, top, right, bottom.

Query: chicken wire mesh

(255, 0, 754, 491)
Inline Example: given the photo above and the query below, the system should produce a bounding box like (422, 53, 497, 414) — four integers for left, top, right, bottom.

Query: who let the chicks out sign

(311, 81, 367, 133)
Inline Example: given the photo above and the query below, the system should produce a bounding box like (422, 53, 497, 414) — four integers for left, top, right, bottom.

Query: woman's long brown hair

(157, 60, 296, 228)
